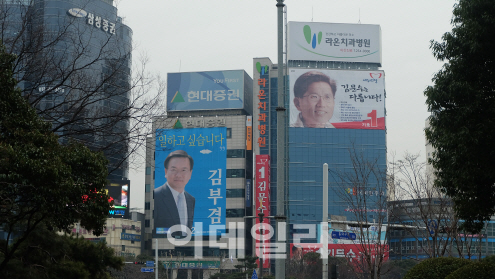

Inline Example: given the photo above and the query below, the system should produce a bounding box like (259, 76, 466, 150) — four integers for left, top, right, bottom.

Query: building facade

(3, 0, 132, 180)
(69, 217, 143, 258)
(388, 198, 495, 260)
(143, 70, 253, 277)
(252, 22, 387, 248)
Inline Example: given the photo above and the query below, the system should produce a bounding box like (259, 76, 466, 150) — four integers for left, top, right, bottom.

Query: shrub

(481, 255, 495, 264)
(403, 257, 471, 279)
(446, 261, 495, 279)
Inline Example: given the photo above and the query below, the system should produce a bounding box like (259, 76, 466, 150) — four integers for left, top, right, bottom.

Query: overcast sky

(116, 0, 457, 212)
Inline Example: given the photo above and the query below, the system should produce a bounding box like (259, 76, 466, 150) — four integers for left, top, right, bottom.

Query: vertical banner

(154, 128, 227, 237)
(246, 116, 252, 151)
(257, 73, 269, 149)
(255, 155, 270, 269)
(246, 179, 252, 208)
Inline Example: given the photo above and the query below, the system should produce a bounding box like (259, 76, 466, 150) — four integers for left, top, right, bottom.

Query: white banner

(289, 68, 385, 130)
(288, 22, 381, 65)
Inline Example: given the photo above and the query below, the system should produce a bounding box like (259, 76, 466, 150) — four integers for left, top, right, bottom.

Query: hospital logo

(303, 25, 322, 49)
(256, 62, 269, 75)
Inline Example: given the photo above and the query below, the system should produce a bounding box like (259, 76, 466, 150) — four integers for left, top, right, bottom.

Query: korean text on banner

(289, 68, 385, 130)
(153, 128, 227, 237)
(255, 155, 270, 269)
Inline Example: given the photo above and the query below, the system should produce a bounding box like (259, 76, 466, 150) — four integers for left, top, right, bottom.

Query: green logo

(173, 119, 183, 129)
(303, 25, 322, 49)
(171, 91, 185, 103)
(256, 62, 268, 75)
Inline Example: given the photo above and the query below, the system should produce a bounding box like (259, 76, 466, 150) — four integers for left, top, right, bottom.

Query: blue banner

(167, 70, 244, 111)
(120, 233, 141, 241)
(154, 128, 227, 237)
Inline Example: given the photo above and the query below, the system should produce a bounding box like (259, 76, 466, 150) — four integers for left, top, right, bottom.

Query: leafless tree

(388, 153, 484, 260)
(1, 0, 164, 177)
(330, 147, 389, 279)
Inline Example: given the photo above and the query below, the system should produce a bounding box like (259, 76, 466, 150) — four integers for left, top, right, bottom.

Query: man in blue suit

(154, 150, 195, 237)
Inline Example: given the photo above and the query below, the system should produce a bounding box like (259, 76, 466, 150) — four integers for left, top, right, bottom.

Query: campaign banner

(290, 243, 389, 267)
(154, 128, 227, 237)
(288, 22, 381, 64)
(255, 155, 270, 269)
(289, 68, 385, 130)
(167, 70, 245, 111)
(106, 180, 130, 218)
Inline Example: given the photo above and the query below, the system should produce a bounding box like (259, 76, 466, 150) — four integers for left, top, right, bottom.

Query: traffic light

(134, 261, 145, 265)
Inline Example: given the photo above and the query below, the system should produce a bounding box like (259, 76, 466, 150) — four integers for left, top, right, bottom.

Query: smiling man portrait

(291, 71, 337, 128)
(154, 150, 195, 237)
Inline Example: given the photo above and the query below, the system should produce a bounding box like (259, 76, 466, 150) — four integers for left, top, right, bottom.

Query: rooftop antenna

(312, 6, 313, 22)
(179, 60, 181, 72)
(358, 8, 361, 24)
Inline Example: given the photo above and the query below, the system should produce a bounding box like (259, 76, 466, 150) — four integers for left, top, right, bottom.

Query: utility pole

(322, 163, 328, 279)
(275, 1, 286, 279)
(259, 212, 265, 279)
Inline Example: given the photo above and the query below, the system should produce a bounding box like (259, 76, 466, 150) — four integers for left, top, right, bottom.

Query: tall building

(143, 22, 388, 276)
(2, 0, 132, 180)
(253, 22, 387, 247)
(143, 70, 254, 278)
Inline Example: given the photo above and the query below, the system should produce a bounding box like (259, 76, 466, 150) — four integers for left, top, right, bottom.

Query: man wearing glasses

(291, 71, 337, 128)
(154, 150, 195, 237)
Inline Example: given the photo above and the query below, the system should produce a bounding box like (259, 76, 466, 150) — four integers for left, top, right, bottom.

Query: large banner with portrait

(154, 128, 227, 237)
(289, 68, 385, 130)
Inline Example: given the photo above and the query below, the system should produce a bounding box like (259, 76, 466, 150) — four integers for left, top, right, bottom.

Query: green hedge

(446, 261, 495, 279)
(403, 257, 471, 279)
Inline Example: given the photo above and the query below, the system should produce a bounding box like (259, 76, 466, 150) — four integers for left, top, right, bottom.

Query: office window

(146, 167, 151, 175)
(226, 169, 245, 178)
(122, 245, 125, 251)
(145, 219, 150, 227)
(227, 149, 245, 158)
(145, 184, 151, 193)
(226, 189, 245, 198)
(226, 209, 244, 217)
(145, 202, 150, 210)
(226, 128, 232, 138)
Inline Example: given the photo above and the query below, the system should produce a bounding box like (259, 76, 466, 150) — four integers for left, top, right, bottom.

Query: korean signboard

(255, 155, 270, 269)
(67, 8, 116, 35)
(167, 70, 245, 111)
(317, 224, 387, 245)
(121, 233, 141, 242)
(288, 22, 381, 65)
(106, 181, 130, 218)
(256, 68, 269, 148)
(246, 116, 252, 151)
(289, 68, 385, 130)
(163, 261, 220, 269)
(154, 128, 226, 237)
(290, 243, 389, 267)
